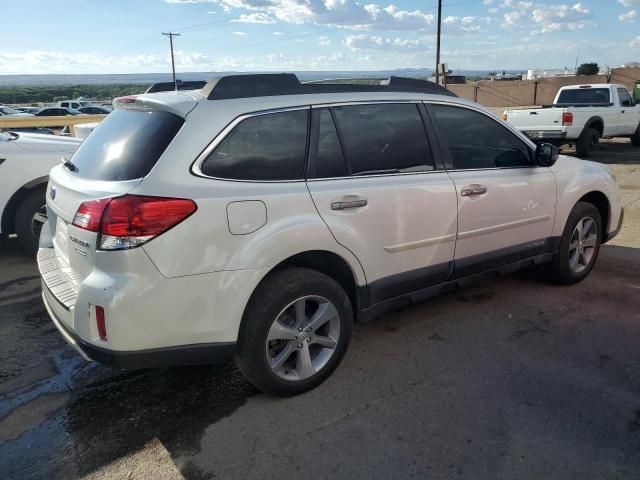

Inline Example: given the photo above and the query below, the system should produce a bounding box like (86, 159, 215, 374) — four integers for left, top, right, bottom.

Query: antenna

(162, 32, 181, 91)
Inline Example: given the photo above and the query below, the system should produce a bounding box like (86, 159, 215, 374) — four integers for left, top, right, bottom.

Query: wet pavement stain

(0, 298, 259, 480)
(455, 291, 495, 304)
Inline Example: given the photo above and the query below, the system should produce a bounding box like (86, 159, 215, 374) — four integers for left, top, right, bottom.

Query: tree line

(0, 84, 149, 104)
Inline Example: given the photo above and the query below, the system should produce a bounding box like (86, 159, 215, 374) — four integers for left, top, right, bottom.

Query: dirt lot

(1, 139, 639, 480)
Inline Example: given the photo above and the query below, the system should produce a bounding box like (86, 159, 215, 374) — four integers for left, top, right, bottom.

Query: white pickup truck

(503, 84, 640, 157)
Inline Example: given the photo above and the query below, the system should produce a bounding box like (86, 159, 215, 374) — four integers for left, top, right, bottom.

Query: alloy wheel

(265, 295, 340, 381)
(569, 216, 597, 273)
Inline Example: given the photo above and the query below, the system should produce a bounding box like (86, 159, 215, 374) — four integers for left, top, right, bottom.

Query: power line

(162, 32, 181, 90)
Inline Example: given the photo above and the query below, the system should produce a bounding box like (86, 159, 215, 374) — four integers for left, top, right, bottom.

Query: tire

(14, 188, 47, 255)
(575, 128, 600, 158)
(631, 126, 640, 147)
(236, 267, 353, 396)
(547, 202, 602, 285)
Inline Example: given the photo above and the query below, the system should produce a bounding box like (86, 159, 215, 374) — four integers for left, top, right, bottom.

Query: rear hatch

(45, 103, 187, 288)
(504, 107, 565, 138)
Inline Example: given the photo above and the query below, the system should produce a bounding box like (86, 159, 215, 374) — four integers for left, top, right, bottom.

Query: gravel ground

(0, 138, 639, 480)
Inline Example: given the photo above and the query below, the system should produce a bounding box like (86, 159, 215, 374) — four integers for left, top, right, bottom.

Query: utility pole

(162, 32, 181, 91)
(435, 0, 442, 85)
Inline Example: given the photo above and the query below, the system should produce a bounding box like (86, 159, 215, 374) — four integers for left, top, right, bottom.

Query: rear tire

(576, 128, 599, 158)
(547, 202, 602, 285)
(236, 267, 353, 396)
(14, 188, 47, 255)
(631, 125, 640, 147)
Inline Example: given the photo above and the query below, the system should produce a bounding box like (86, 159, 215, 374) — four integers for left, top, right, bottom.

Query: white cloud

(233, 31, 248, 35)
(165, 0, 216, 3)
(232, 12, 276, 23)
(272, 31, 285, 35)
(345, 34, 426, 51)
(619, 10, 637, 22)
(631, 35, 640, 47)
(499, 2, 592, 33)
(619, 0, 640, 6)
(317, 36, 331, 45)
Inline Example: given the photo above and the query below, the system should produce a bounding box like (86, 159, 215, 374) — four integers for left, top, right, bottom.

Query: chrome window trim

(191, 105, 311, 183)
(310, 99, 422, 108)
(306, 169, 445, 182)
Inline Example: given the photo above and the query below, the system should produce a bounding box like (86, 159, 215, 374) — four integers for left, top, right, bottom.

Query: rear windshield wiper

(61, 156, 78, 172)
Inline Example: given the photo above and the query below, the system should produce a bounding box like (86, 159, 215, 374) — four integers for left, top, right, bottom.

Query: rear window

(556, 88, 611, 105)
(69, 109, 184, 181)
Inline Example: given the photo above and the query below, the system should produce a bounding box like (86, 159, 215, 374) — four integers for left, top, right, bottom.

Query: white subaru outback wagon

(38, 74, 623, 395)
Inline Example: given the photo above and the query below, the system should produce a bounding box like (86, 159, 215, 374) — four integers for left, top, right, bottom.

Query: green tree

(53, 96, 70, 102)
(576, 63, 599, 76)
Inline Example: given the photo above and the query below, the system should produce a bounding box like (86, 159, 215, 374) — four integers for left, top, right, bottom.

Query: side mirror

(535, 142, 559, 167)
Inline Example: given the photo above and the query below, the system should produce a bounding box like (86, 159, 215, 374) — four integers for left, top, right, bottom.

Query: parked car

(78, 106, 112, 115)
(58, 100, 92, 110)
(35, 107, 85, 116)
(14, 106, 42, 114)
(503, 84, 640, 157)
(0, 106, 34, 117)
(38, 74, 623, 395)
(0, 131, 81, 252)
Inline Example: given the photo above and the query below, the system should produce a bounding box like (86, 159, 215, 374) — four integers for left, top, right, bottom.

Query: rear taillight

(72, 195, 197, 250)
(562, 112, 573, 126)
(72, 198, 110, 231)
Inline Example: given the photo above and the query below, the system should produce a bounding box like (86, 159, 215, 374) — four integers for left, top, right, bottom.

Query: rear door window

(331, 103, 434, 176)
(307, 109, 348, 179)
(200, 109, 308, 181)
(68, 109, 184, 181)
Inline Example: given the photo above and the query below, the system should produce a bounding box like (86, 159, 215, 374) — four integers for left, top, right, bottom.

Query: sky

(1, 0, 639, 74)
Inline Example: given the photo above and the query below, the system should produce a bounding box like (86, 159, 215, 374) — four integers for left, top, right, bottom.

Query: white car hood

(14, 132, 82, 153)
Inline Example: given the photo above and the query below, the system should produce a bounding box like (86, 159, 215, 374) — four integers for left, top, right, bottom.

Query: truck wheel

(14, 188, 47, 255)
(547, 202, 602, 285)
(576, 128, 599, 158)
(236, 267, 353, 396)
(631, 126, 640, 147)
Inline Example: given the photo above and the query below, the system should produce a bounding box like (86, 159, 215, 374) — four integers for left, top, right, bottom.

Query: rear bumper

(42, 285, 235, 369)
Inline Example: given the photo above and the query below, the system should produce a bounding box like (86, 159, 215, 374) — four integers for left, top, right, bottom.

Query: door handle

(460, 184, 488, 197)
(621, 110, 626, 114)
(331, 197, 368, 210)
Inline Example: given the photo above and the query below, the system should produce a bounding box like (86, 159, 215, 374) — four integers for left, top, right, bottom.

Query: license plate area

(526, 131, 543, 139)
(54, 216, 70, 264)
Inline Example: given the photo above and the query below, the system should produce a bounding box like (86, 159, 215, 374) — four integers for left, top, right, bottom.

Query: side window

(61, 102, 68, 108)
(430, 104, 532, 169)
(331, 103, 434, 175)
(200, 109, 308, 181)
(618, 88, 633, 106)
(308, 109, 348, 178)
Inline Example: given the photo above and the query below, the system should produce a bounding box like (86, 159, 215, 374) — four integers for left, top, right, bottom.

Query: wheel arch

(1, 176, 48, 235)
(259, 250, 362, 314)
(582, 116, 604, 137)
(578, 190, 610, 236)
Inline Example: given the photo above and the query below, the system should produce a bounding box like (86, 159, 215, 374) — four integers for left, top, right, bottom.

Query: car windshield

(556, 88, 611, 104)
(0, 106, 22, 115)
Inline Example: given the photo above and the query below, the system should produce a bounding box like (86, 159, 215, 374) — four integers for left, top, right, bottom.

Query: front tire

(547, 202, 602, 285)
(576, 128, 599, 158)
(236, 267, 353, 396)
(14, 188, 47, 255)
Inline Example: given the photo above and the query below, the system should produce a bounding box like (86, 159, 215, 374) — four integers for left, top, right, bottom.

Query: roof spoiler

(145, 80, 207, 93)
(201, 73, 456, 100)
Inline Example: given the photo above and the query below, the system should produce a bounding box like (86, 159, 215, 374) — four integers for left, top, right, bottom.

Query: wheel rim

(30, 205, 47, 240)
(265, 295, 340, 381)
(569, 216, 597, 273)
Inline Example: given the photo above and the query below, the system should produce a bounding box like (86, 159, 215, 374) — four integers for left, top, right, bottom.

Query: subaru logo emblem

(49, 186, 56, 200)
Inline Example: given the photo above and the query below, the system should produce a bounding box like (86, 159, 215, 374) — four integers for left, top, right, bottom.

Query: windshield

(68, 109, 184, 181)
(556, 88, 611, 104)
(0, 106, 22, 115)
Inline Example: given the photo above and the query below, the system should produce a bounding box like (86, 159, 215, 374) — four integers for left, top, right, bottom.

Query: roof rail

(146, 80, 207, 93)
(201, 73, 455, 100)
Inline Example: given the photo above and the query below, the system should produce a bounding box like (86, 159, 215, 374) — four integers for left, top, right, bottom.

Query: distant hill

(0, 68, 524, 87)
